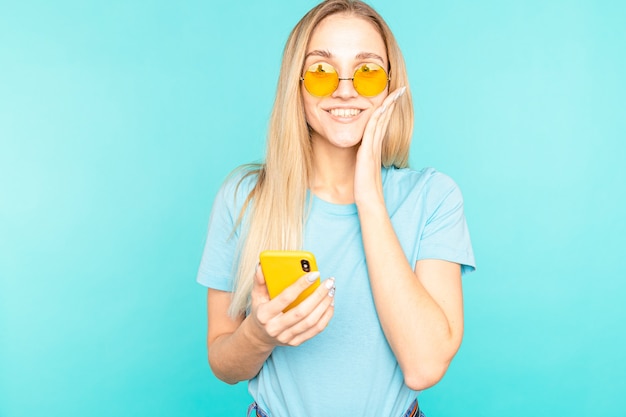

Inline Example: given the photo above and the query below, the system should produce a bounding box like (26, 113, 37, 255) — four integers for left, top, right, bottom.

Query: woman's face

(301, 14, 389, 150)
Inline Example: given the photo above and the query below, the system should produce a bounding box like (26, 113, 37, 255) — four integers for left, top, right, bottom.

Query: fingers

(259, 271, 321, 318)
(258, 276, 336, 346)
(280, 278, 335, 345)
(370, 86, 405, 125)
(254, 262, 264, 284)
(383, 86, 407, 112)
(363, 86, 407, 150)
(287, 298, 335, 346)
(285, 276, 335, 322)
(251, 263, 271, 305)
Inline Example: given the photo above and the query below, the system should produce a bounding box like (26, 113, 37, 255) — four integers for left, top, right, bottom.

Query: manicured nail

(328, 287, 335, 298)
(379, 104, 387, 114)
(324, 277, 335, 289)
(306, 271, 320, 282)
(393, 86, 407, 102)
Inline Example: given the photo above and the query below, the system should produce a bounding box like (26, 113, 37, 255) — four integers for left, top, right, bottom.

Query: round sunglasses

(300, 62, 390, 97)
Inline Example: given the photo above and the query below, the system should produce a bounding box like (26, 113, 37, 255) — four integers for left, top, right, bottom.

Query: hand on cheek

(354, 86, 407, 204)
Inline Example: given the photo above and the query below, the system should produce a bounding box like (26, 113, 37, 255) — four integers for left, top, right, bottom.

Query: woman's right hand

(246, 264, 335, 348)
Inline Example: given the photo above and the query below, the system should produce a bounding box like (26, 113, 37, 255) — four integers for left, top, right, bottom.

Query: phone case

(259, 250, 320, 312)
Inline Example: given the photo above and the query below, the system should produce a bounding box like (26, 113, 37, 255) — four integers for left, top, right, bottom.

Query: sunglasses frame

(300, 62, 391, 97)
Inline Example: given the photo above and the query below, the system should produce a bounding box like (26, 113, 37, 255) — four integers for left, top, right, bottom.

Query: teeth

(329, 108, 361, 117)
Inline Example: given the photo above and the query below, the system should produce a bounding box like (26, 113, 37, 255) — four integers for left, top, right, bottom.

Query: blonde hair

(227, 0, 414, 317)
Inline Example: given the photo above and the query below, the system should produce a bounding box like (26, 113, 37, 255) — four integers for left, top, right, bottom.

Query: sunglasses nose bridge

(333, 76, 359, 96)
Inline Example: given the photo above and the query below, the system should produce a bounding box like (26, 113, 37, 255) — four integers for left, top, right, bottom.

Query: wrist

(241, 315, 276, 354)
(355, 194, 387, 214)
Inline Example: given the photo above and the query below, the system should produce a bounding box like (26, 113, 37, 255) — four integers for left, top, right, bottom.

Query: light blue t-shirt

(197, 166, 475, 417)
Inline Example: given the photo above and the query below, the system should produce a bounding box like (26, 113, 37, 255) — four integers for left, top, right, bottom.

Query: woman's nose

(332, 77, 358, 98)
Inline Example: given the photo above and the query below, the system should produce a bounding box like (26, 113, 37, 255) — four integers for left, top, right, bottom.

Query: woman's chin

(332, 137, 362, 149)
(310, 127, 366, 151)
(323, 131, 365, 149)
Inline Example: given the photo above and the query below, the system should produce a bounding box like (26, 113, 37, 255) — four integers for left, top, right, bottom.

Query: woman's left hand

(354, 86, 406, 206)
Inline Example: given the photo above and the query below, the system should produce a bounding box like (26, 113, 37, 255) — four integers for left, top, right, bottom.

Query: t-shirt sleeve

(196, 176, 250, 291)
(417, 173, 476, 276)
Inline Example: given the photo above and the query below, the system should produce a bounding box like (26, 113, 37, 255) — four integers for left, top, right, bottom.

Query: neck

(310, 136, 358, 205)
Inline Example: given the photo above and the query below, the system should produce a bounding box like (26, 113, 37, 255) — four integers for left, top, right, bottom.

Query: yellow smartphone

(259, 250, 320, 312)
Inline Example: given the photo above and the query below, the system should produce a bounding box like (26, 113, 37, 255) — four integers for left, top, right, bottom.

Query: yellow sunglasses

(301, 62, 390, 97)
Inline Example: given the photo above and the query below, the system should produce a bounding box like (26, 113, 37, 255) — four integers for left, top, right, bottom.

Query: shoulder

(383, 166, 463, 204)
(214, 164, 261, 211)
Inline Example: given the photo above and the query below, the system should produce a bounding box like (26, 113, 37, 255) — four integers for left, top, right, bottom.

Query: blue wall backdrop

(1, 1, 624, 416)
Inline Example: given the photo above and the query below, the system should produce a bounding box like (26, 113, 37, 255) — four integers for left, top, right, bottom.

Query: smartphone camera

(300, 259, 311, 273)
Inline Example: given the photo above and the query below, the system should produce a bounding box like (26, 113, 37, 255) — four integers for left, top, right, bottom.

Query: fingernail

(379, 104, 387, 114)
(393, 86, 407, 102)
(324, 277, 335, 289)
(328, 287, 335, 298)
(306, 271, 320, 282)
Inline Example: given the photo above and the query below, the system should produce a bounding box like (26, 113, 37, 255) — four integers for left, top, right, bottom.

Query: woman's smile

(326, 106, 365, 121)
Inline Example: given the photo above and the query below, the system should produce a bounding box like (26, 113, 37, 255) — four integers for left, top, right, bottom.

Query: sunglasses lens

(303, 63, 338, 97)
(353, 63, 388, 97)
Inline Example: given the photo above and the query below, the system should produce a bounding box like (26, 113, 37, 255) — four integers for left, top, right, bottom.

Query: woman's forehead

(306, 14, 387, 64)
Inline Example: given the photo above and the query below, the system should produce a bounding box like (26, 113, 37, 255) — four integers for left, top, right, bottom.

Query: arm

(207, 289, 270, 384)
(207, 267, 335, 384)
(354, 88, 465, 390)
(358, 203, 464, 390)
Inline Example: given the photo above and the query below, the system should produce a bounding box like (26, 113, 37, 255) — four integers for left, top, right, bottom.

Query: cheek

(373, 93, 388, 108)
(302, 96, 321, 125)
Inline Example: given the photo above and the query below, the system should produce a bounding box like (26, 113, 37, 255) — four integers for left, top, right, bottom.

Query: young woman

(197, 1, 475, 415)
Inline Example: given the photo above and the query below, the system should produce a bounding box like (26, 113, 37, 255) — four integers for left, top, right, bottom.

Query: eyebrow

(305, 49, 386, 64)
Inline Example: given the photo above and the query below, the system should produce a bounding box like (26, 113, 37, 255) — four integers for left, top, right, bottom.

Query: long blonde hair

(228, 0, 414, 317)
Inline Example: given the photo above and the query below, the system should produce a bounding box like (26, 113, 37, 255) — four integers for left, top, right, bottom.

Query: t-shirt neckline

(307, 167, 391, 216)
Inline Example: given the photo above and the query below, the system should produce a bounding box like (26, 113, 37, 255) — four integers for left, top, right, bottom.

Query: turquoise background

(1, 0, 625, 416)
